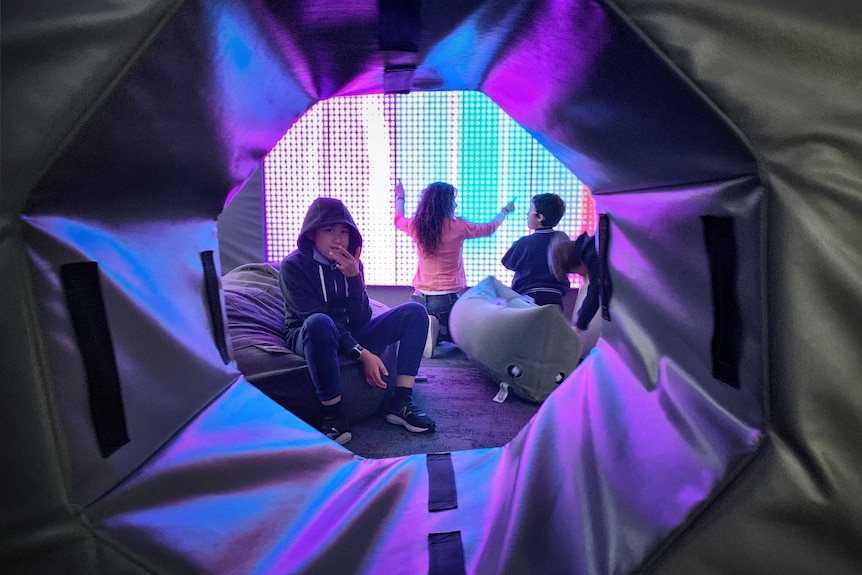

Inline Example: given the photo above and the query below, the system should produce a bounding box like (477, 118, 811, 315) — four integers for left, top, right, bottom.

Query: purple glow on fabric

(26, 216, 217, 303)
(96, 381, 431, 574)
(482, 0, 613, 123)
(475, 341, 761, 570)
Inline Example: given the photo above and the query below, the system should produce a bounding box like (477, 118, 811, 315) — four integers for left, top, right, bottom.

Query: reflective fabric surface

(2, 0, 861, 573)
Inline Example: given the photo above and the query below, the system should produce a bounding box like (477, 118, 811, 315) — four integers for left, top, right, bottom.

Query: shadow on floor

(346, 343, 542, 459)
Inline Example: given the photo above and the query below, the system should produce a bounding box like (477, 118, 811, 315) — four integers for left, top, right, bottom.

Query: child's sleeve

(501, 239, 520, 270)
(462, 211, 507, 239)
(575, 280, 600, 331)
(394, 212, 411, 233)
(279, 260, 327, 321)
(344, 263, 372, 338)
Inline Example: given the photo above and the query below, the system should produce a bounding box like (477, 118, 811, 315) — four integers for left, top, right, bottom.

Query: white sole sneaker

(333, 431, 352, 445)
(423, 315, 440, 359)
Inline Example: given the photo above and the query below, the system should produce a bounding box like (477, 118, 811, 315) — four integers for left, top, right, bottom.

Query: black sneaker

(386, 397, 436, 433)
(318, 417, 352, 445)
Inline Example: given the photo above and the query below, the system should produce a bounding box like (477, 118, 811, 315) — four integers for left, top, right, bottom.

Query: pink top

(395, 211, 507, 293)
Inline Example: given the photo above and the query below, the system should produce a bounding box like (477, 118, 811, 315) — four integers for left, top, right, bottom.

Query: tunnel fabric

(3, 1, 861, 574)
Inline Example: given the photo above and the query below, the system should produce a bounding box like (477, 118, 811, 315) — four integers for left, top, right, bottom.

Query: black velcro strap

(427, 452, 457, 511)
(378, 0, 421, 52)
(60, 262, 129, 458)
(428, 531, 466, 575)
(201, 251, 230, 364)
(598, 213, 613, 321)
(702, 216, 741, 387)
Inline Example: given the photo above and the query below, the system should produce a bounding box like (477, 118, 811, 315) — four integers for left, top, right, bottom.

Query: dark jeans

(524, 290, 564, 309)
(292, 302, 428, 402)
(411, 291, 460, 342)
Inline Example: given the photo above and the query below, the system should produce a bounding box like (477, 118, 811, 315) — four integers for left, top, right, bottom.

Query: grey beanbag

(450, 276, 582, 403)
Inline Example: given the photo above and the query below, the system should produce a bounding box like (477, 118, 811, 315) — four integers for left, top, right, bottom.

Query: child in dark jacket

(550, 232, 600, 333)
(501, 193, 571, 308)
(279, 197, 435, 445)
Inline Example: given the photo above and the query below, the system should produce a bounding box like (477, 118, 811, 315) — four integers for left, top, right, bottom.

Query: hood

(297, 197, 363, 255)
(574, 232, 595, 258)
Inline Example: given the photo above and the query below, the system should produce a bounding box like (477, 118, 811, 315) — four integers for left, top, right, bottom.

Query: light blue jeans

(411, 291, 461, 342)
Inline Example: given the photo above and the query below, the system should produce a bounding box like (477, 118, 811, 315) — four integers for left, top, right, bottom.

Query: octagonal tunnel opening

(217, 90, 601, 458)
(217, 83, 763, 462)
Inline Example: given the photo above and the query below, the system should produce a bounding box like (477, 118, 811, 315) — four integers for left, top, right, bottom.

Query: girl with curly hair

(394, 180, 514, 356)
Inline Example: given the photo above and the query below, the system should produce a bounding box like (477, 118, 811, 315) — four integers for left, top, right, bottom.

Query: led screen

(264, 91, 595, 287)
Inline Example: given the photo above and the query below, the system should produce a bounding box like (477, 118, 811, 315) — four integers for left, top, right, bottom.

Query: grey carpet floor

(346, 343, 542, 459)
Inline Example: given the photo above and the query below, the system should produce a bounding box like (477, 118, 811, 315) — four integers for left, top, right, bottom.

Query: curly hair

(414, 182, 456, 255)
(550, 237, 582, 281)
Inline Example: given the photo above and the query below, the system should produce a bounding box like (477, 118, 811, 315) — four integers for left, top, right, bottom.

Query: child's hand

(329, 245, 360, 277)
(394, 179, 405, 200)
(359, 351, 389, 388)
(504, 201, 515, 214)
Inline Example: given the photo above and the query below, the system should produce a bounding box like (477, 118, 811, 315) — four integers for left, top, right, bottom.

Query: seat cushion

(450, 276, 582, 403)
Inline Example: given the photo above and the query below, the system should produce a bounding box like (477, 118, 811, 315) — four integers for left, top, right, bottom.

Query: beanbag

(222, 262, 394, 424)
(450, 276, 582, 403)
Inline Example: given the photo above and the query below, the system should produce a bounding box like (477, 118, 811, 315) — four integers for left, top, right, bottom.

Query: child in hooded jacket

(280, 197, 435, 445)
(550, 231, 600, 332)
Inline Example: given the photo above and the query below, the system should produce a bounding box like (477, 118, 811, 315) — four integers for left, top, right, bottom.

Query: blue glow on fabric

(210, 3, 309, 184)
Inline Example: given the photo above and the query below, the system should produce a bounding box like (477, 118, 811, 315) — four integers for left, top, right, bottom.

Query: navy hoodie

(501, 228, 571, 301)
(279, 198, 372, 354)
